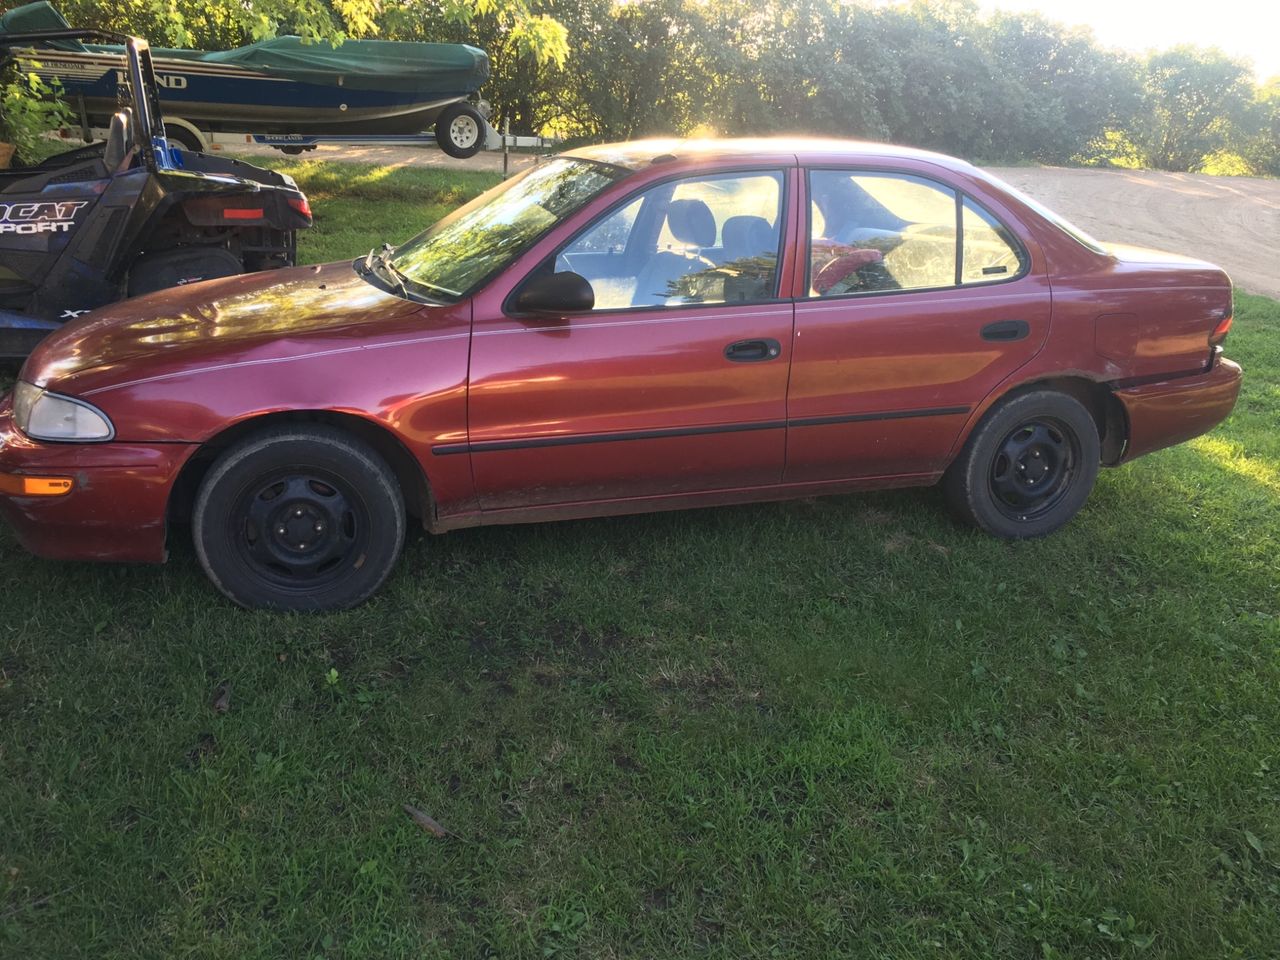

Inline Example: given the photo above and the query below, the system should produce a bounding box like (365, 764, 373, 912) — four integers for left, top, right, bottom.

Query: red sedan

(0, 140, 1242, 610)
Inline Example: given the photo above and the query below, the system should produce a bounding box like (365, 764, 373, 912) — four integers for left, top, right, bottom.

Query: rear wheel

(128, 247, 243, 297)
(943, 390, 1100, 538)
(435, 103, 485, 159)
(192, 426, 405, 611)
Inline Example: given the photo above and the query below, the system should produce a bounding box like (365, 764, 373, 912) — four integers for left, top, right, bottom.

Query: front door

(465, 168, 797, 511)
(785, 168, 1052, 482)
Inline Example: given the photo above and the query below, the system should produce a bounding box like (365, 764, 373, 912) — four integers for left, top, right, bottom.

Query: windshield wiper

(364, 242, 409, 299)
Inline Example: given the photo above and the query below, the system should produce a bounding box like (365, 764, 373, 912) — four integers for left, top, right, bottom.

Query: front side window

(389, 157, 628, 301)
(808, 171, 958, 297)
(538, 170, 785, 311)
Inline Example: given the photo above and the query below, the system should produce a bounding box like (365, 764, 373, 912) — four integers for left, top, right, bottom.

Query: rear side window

(961, 198, 1025, 283)
(807, 170, 1026, 298)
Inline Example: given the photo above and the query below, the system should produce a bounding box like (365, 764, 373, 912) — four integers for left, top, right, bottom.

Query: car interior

(808, 172, 1025, 296)
(808, 172, 957, 296)
(529, 169, 1025, 310)
(549, 173, 784, 310)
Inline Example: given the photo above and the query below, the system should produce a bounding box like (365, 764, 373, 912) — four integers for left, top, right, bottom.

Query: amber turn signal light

(1209, 311, 1233, 347)
(0, 473, 74, 496)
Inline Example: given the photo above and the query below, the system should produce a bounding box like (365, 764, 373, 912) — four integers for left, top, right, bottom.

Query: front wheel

(943, 390, 1100, 538)
(193, 426, 406, 611)
(435, 103, 485, 159)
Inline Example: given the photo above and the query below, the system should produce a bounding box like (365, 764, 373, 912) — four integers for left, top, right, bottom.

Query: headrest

(721, 215, 774, 260)
(666, 199, 715, 248)
(103, 109, 135, 173)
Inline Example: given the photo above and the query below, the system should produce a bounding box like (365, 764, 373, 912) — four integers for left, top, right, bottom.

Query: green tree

(978, 12, 1144, 165)
(12, 0, 1274, 174)
(1244, 78, 1280, 176)
(380, 0, 571, 136)
(1138, 46, 1257, 171)
(52, 0, 566, 61)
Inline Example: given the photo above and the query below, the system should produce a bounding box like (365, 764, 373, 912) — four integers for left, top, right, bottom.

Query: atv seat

(103, 109, 137, 173)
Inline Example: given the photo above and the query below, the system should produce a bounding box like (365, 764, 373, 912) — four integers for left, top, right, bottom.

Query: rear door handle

(981, 320, 1030, 342)
(724, 338, 782, 362)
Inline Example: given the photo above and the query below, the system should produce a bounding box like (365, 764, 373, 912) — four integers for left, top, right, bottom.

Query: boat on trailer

(0, 3, 492, 156)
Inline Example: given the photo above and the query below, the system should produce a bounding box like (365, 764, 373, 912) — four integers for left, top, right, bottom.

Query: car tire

(192, 425, 405, 611)
(943, 389, 1100, 539)
(435, 103, 485, 159)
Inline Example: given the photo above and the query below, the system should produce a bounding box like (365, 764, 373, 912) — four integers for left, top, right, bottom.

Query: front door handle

(724, 338, 782, 362)
(981, 320, 1030, 342)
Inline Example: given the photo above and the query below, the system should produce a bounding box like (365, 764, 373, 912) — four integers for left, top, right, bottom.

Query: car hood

(24, 261, 427, 392)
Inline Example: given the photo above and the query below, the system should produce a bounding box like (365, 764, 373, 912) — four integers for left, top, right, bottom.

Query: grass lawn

(2, 163, 1278, 959)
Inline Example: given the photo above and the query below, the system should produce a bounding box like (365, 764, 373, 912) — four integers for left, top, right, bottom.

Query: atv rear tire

(128, 247, 243, 297)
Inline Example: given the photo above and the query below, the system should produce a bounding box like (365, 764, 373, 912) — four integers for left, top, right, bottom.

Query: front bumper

(1116, 353, 1242, 463)
(0, 394, 197, 563)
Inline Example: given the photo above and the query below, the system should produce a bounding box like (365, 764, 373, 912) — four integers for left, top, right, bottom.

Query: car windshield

(388, 157, 628, 300)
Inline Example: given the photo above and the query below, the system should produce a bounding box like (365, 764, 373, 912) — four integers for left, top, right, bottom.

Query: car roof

(564, 137, 979, 175)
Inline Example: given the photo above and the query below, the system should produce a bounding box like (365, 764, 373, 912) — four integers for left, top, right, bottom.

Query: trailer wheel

(163, 123, 205, 152)
(436, 103, 485, 159)
(278, 145, 316, 156)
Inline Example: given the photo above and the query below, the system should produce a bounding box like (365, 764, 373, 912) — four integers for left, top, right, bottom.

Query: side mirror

(514, 271, 594, 315)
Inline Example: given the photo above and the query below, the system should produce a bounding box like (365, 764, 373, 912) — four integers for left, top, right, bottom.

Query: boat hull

(21, 47, 475, 134)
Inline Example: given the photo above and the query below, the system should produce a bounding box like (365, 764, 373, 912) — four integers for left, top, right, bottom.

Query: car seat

(631, 198, 716, 306)
(717, 215, 776, 265)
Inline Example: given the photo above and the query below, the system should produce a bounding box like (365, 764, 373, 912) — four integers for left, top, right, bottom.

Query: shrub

(0, 61, 73, 166)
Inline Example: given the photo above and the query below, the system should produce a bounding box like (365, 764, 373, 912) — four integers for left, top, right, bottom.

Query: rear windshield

(982, 173, 1108, 255)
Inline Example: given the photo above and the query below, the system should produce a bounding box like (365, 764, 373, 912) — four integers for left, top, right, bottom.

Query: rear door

(464, 167, 799, 511)
(785, 168, 1052, 482)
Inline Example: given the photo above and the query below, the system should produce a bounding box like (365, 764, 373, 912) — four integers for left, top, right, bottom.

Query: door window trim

(504, 166, 793, 318)
(800, 167, 1031, 303)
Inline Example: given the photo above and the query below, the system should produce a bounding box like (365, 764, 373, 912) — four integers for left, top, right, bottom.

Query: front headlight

(12, 381, 114, 442)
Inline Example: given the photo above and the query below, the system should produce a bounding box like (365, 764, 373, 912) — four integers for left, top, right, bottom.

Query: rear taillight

(288, 196, 312, 219)
(1209, 310, 1233, 347)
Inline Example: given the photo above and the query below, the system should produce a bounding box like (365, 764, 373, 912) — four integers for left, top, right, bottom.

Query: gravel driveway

(232, 142, 1278, 298)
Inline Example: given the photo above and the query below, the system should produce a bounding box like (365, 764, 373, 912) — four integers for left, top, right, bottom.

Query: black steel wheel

(988, 418, 1078, 521)
(435, 103, 485, 159)
(944, 390, 1100, 538)
(193, 426, 405, 611)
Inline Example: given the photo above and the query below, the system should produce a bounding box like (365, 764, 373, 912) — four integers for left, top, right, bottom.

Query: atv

(0, 28, 312, 357)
